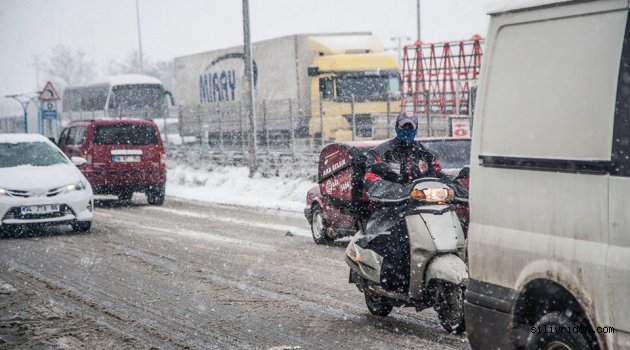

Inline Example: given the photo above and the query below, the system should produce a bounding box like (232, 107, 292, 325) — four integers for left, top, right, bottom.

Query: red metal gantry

(400, 35, 484, 116)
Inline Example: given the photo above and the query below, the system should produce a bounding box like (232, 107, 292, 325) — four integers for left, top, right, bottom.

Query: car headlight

(64, 181, 87, 193)
(410, 187, 454, 203)
(0, 187, 6, 196)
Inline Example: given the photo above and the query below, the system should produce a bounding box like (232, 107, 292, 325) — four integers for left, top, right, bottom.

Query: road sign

(38, 81, 60, 101)
(42, 109, 57, 119)
(451, 117, 471, 138)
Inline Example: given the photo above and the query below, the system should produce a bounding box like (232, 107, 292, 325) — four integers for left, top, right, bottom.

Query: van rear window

(94, 125, 158, 145)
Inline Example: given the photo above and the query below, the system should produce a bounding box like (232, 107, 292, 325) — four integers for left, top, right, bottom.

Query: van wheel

(435, 282, 466, 334)
(311, 205, 332, 244)
(146, 186, 165, 206)
(71, 221, 92, 233)
(526, 312, 596, 350)
(365, 291, 393, 317)
(118, 191, 133, 201)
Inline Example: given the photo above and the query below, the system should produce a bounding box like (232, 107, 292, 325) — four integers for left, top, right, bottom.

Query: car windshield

(94, 125, 158, 145)
(422, 140, 471, 169)
(0, 141, 68, 168)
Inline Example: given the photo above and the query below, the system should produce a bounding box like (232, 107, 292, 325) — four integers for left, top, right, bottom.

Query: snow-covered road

(0, 196, 470, 349)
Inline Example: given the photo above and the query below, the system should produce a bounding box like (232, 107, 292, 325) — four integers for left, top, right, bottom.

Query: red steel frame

(401, 35, 484, 115)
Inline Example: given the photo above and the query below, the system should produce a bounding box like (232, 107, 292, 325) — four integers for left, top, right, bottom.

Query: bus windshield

(336, 74, 400, 102)
(111, 84, 164, 116)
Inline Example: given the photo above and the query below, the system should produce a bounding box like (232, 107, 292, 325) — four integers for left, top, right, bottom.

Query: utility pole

(417, 0, 422, 42)
(242, 0, 257, 177)
(135, 0, 144, 74)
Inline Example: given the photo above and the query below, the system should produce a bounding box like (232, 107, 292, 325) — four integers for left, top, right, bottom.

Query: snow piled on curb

(166, 164, 316, 212)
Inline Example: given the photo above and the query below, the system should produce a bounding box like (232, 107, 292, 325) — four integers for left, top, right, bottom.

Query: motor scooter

(345, 176, 468, 333)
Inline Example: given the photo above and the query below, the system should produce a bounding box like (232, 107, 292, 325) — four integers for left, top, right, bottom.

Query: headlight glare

(64, 181, 86, 193)
(411, 187, 454, 203)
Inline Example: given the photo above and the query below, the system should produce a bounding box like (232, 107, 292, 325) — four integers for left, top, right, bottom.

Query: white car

(0, 133, 94, 233)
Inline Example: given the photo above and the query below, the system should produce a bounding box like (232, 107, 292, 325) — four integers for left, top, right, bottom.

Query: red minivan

(58, 119, 166, 205)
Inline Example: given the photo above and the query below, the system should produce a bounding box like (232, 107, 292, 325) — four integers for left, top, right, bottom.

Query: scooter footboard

(425, 254, 468, 286)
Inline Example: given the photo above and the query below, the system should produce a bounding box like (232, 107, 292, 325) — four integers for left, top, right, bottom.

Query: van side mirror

(455, 166, 470, 180)
(71, 156, 87, 167)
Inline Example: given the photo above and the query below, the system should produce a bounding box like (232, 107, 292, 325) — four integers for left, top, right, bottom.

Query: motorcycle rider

(364, 111, 445, 190)
(361, 111, 449, 293)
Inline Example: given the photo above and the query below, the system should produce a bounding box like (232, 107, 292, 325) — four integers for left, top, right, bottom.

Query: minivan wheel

(435, 282, 466, 334)
(365, 291, 393, 317)
(71, 221, 92, 233)
(310, 205, 332, 245)
(526, 312, 596, 350)
(146, 186, 165, 206)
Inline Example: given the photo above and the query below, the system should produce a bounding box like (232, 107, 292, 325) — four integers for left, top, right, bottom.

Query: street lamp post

(417, 0, 422, 42)
(242, 0, 257, 177)
(5, 94, 39, 133)
(135, 0, 144, 74)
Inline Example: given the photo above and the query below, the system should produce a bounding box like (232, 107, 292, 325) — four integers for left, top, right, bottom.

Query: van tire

(526, 312, 596, 350)
(146, 186, 165, 206)
(311, 205, 332, 244)
(365, 292, 393, 317)
(71, 221, 92, 233)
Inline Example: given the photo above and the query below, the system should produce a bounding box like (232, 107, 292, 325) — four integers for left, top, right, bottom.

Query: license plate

(112, 155, 141, 162)
(20, 204, 60, 215)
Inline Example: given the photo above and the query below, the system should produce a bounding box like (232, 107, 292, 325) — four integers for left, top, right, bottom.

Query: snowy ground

(166, 163, 316, 212)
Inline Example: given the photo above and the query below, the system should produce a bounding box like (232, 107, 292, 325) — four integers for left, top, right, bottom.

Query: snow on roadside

(166, 164, 316, 212)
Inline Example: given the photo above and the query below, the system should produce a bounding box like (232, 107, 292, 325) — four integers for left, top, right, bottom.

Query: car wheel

(526, 312, 596, 350)
(146, 186, 165, 206)
(118, 190, 133, 201)
(311, 205, 332, 245)
(365, 291, 393, 317)
(71, 221, 92, 233)
(435, 282, 466, 334)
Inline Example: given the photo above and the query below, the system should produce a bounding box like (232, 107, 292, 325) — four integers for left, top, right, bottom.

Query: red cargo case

(317, 141, 383, 214)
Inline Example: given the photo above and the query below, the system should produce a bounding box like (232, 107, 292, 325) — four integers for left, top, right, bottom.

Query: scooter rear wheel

(365, 292, 393, 317)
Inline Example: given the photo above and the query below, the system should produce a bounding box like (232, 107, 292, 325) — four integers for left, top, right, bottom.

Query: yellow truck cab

(307, 35, 400, 141)
(465, 1, 630, 349)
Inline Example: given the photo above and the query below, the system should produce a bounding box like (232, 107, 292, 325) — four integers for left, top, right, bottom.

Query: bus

(61, 74, 174, 125)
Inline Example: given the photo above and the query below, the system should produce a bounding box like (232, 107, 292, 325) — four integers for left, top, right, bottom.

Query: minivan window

(94, 125, 158, 145)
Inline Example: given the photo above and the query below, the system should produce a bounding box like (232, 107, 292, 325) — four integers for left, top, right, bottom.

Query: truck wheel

(526, 312, 596, 350)
(311, 205, 332, 244)
(435, 282, 466, 334)
(365, 292, 393, 317)
(146, 186, 165, 206)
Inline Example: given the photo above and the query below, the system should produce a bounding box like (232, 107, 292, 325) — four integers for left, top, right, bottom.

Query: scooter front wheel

(435, 282, 466, 334)
(365, 292, 393, 317)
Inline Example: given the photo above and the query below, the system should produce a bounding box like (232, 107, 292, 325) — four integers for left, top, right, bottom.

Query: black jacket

(364, 138, 446, 191)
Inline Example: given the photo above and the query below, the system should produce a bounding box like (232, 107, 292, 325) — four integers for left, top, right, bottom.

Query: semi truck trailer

(174, 32, 400, 144)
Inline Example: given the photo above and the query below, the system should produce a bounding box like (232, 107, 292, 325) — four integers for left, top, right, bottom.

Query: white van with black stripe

(466, 1, 630, 349)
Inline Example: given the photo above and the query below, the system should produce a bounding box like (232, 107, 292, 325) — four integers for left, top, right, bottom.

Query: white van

(465, 1, 630, 350)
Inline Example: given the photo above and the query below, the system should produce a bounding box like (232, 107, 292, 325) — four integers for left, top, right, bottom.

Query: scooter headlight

(411, 187, 454, 203)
